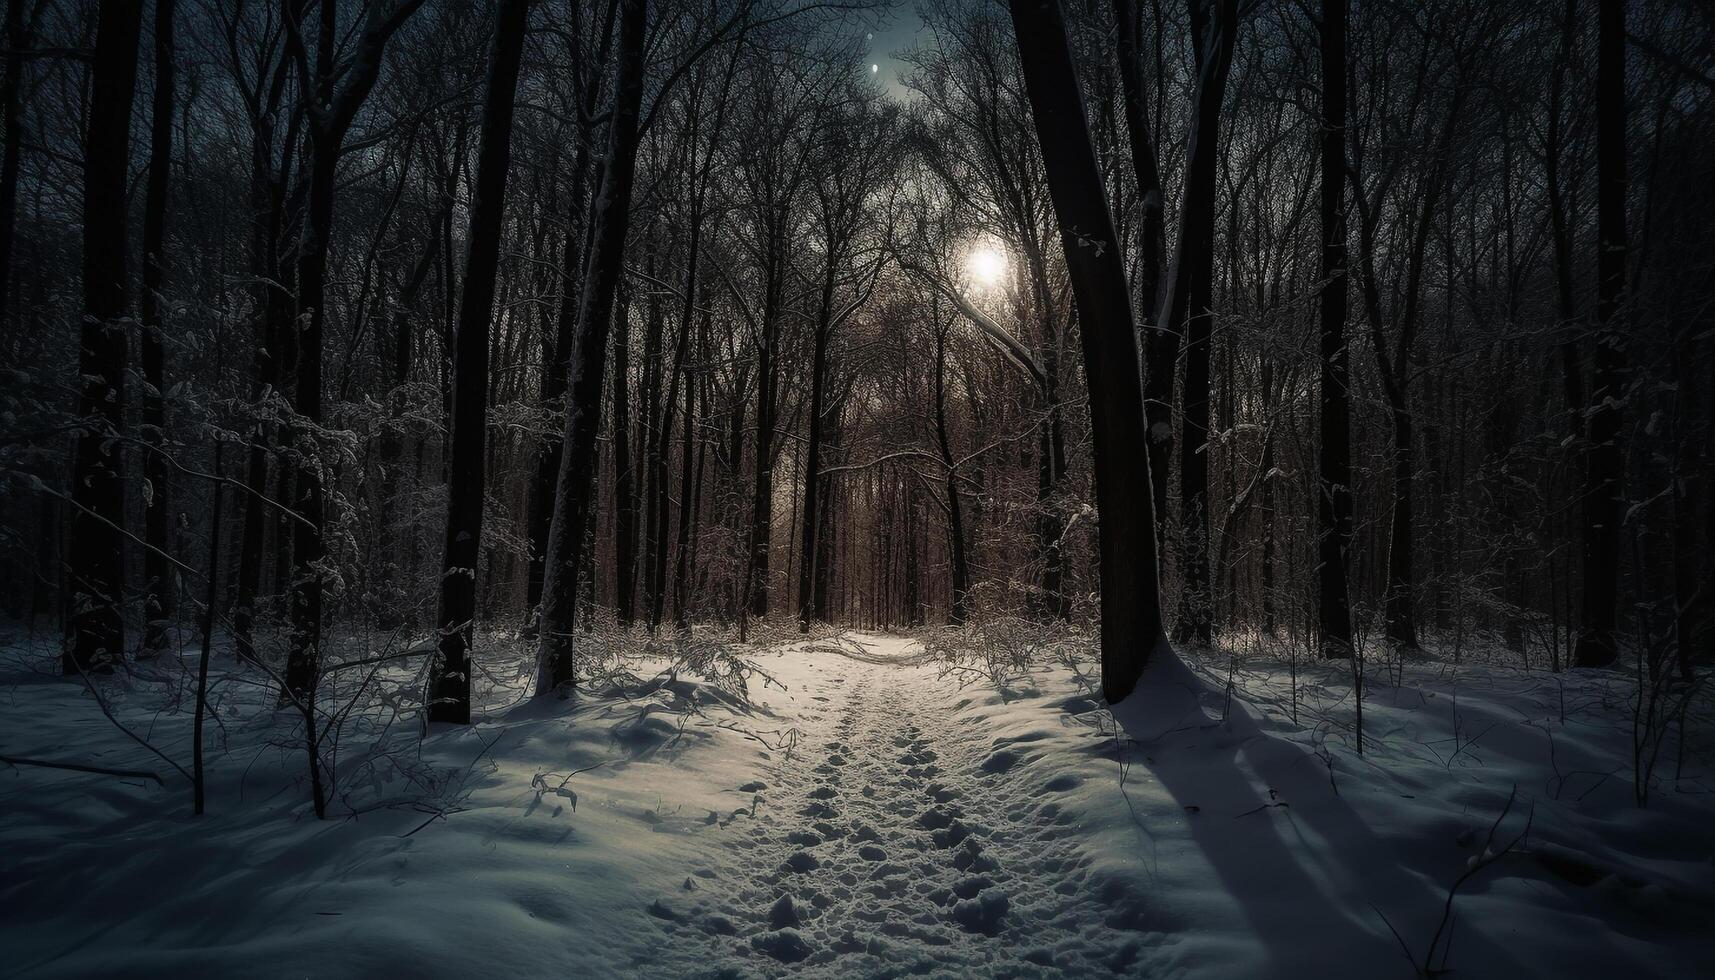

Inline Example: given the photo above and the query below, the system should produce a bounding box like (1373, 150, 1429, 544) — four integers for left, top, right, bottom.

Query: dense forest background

(0, 0, 1710, 720)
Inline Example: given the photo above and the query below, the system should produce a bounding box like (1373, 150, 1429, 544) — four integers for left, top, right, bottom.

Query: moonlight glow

(966, 246, 1007, 285)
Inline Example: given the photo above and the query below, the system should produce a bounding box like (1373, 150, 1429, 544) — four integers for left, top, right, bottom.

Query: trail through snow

(672, 635, 1145, 975)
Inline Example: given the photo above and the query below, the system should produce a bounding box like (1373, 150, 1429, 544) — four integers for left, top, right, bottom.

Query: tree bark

(537, 0, 647, 693)
(1009, 0, 1171, 702)
(611, 280, 639, 624)
(429, 0, 530, 724)
(1316, 0, 1354, 660)
(66, 0, 144, 675)
(140, 0, 177, 657)
(1575, 0, 1627, 668)
(285, 0, 425, 704)
(1167, 0, 1237, 649)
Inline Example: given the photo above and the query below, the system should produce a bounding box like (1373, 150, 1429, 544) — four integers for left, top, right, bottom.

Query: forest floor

(2, 627, 1713, 978)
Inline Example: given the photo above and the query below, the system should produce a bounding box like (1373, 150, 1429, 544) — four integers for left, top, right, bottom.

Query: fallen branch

(1, 754, 164, 785)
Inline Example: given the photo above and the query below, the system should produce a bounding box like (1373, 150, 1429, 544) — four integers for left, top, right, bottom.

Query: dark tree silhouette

(65, 0, 144, 675)
(537, 0, 648, 693)
(1008, 0, 1169, 702)
(1317, 0, 1354, 660)
(140, 0, 177, 657)
(1574, 0, 1627, 668)
(1166, 0, 1237, 649)
(430, 0, 532, 724)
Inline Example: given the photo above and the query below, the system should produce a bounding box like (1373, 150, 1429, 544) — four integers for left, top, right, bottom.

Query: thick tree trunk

(524, 0, 616, 629)
(1011, 0, 1172, 702)
(1168, 1, 1237, 649)
(537, 0, 647, 693)
(140, 0, 177, 657)
(66, 0, 144, 675)
(1574, 0, 1627, 669)
(429, 0, 529, 724)
(1316, 0, 1355, 660)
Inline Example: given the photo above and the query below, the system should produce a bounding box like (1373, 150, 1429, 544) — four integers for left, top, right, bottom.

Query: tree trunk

(932, 324, 970, 626)
(285, 2, 339, 703)
(525, 0, 616, 629)
(1574, 0, 1627, 669)
(529, 146, 591, 624)
(429, 0, 530, 724)
(66, 0, 144, 675)
(537, 0, 647, 693)
(743, 216, 788, 622)
(650, 217, 701, 631)
(610, 280, 639, 625)
(671, 319, 702, 630)
(638, 239, 666, 626)
(797, 267, 835, 632)
(140, 0, 177, 657)
(0, 0, 27, 339)
(1109, 0, 1172, 537)
(1545, 0, 1584, 435)
(286, 0, 424, 706)
(1316, 0, 1354, 660)
(1009, 0, 1172, 702)
(1168, 1, 1237, 649)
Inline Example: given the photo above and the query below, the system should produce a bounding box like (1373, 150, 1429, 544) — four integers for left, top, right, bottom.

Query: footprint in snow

(751, 929, 813, 963)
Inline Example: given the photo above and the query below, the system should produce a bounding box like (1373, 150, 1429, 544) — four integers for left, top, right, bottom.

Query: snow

(2, 627, 1711, 978)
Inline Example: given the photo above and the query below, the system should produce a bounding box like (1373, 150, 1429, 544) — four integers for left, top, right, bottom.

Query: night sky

(864, 4, 928, 100)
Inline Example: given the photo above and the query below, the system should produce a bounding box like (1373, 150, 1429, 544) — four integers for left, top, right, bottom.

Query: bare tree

(1574, 0, 1627, 668)
(1316, 0, 1354, 660)
(537, 0, 648, 694)
(65, 0, 145, 675)
(1009, 0, 1170, 701)
(430, 0, 531, 724)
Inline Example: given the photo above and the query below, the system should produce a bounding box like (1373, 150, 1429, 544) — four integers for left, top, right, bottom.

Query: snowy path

(672, 634, 1154, 977)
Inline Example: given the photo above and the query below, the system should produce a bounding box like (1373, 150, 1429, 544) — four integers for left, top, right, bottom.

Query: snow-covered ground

(2, 626, 1712, 978)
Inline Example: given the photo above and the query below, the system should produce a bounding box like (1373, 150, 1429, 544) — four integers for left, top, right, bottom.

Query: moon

(966, 247, 1007, 286)
(871, 63, 879, 74)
